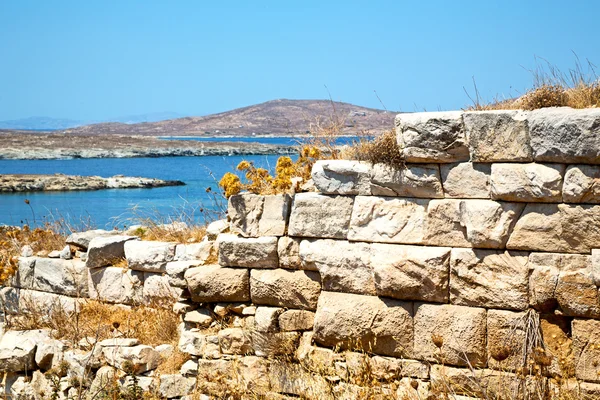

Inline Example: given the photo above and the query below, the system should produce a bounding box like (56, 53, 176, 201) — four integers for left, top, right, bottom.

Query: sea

(0, 136, 358, 229)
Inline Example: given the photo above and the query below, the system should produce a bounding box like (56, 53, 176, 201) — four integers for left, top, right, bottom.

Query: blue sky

(0, 0, 598, 121)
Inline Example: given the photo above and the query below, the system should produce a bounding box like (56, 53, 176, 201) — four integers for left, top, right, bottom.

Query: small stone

(563, 164, 600, 203)
(98, 338, 140, 347)
(59, 245, 72, 260)
(180, 359, 198, 376)
(278, 310, 315, 331)
(206, 219, 229, 240)
(155, 344, 174, 358)
(218, 328, 253, 355)
(48, 250, 60, 258)
(217, 234, 279, 268)
(86, 235, 138, 269)
(20, 245, 33, 258)
(242, 306, 257, 316)
(184, 309, 213, 328)
(254, 307, 284, 332)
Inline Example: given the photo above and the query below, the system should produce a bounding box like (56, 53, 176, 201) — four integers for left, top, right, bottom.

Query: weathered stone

(288, 193, 354, 239)
(86, 235, 137, 269)
(279, 310, 315, 331)
(172, 300, 196, 315)
(217, 234, 279, 268)
(184, 309, 213, 327)
(312, 159, 371, 195)
(299, 239, 375, 295)
(35, 338, 66, 370)
(507, 203, 600, 253)
(180, 359, 198, 376)
(32, 257, 88, 297)
(59, 245, 71, 260)
(99, 338, 140, 347)
(185, 265, 250, 303)
(20, 245, 33, 257)
(368, 357, 429, 380)
(396, 111, 469, 163)
(142, 273, 180, 302)
(425, 199, 524, 248)
(206, 219, 229, 240)
(178, 331, 206, 356)
(174, 242, 214, 263)
(464, 110, 532, 162)
(103, 344, 160, 373)
(414, 303, 487, 367)
(440, 162, 491, 199)
(371, 243, 450, 303)
(572, 319, 600, 383)
(268, 359, 333, 399)
(18, 289, 83, 315)
(124, 240, 176, 272)
(166, 260, 203, 288)
(277, 236, 311, 270)
(490, 163, 564, 202)
(89, 366, 118, 399)
(253, 331, 300, 357)
(250, 269, 321, 310)
(487, 310, 527, 371)
(66, 229, 117, 250)
(529, 107, 600, 164)
(119, 376, 156, 393)
(0, 330, 50, 372)
(592, 249, 600, 287)
(563, 164, 600, 203)
(159, 374, 197, 399)
(529, 253, 600, 317)
(218, 328, 253, 355)
(450, 249, 529, 310)
(349, 196, 427, 244)
(370, 163, 444, 198)
(541, 315, 574, 378)
(228, 193, 292, 237)
(313, 291, 413, 358)
(48, 250, 60, 258)
(430, 365, 525, 398)
(10, 257, 35, 289)
(396, 378, 431, 400)
(254, 306, 284, 332)
(88, 267, 144, 304)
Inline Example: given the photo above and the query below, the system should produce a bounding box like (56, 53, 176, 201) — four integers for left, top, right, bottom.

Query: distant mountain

(65, 99, 396, 136)
(110, 112, 185, 124)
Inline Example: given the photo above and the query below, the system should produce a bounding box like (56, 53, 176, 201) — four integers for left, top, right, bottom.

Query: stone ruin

(1, 107, 600, 399)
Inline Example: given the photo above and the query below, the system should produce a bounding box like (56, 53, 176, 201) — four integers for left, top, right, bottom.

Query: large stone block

(124, 240, 176, 272)
(371, 243, 450, 303)
(490, 163, 564, 202)
(349, 196, 427, 244)
(440, 162, 491, 199)
(174, 241, 214, 263)
(572, 319, 600, 383)
(142, 273, 180, 303)
(311, 160, 371, 195)
(425, 199, 524, 249)
(450, 249, 529, 310)
(313, 291, 413, 358)
(250, 269, 321, 310)
(396, 111, 469, 163)
(299, 239, 375, 295)
(563, 165, 600, 203)
(464, 110, 532, 162)
(85, 235, 138, 269)
(228, 193, 292, 237)
(103, 345, 160, 373)
(507, 203, 600, 253)
(185, 265, 250, 303)
(87, 267, 144, 304)
(414, 303, 487, 367)
(370, 163, 444, 198)
(529, 253, 599, 318)
(18, 289, 83, 315)
(10, 257, 35, 289)
(288, 193, 354, 239)
(529, 107, 600, 164)
(217, 234, 278, 268)
(32, 257, 88, 297)
(66, 229, 118, 250)
(486, 310, 526, 371)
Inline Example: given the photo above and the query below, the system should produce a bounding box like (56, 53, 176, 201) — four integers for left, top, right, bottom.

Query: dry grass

(344, 129, 404, 169)
(156, 348, 190, 375)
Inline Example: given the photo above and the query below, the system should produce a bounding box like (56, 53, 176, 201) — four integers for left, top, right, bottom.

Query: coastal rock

(490, 163, 564, 202)
(185, 265, 250, 303)
(217, 234, 278, 268)
(464, 110, 532, 162)
(250, 269, 321, 310)
(85, 235, 138, 269)
(311, 160, 371, 195)
(440, 162, 491, 199)
(124, 240, 176, 272)
(396, 111, 469, 163)
(370, 163, 444, 198)
(563, 165, 600, 203)
(228, 194, 291, 237)
(288, 193, 354, 239)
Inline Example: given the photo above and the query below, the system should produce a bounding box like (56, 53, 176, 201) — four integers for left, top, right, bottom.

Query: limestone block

(250, 269, 321, 310)
(66, 229, 117, 250)
(228, 193, 291, 237)
(159, 374, 197, 399)
(429, 365, 524, 398)
(563, 164, 600, 203)
(348, 196, 427, 244)
(464, 110, 532, 162)
(299, 239, 375, 295)
(174, 242, 214, 263)
(313, 291, 413, 358)
(370, 163, 444, 198)
(572, 319, 600, 383)
(425, 199, 524, 248)
(88, 267, 144, 304)
(98, 338, 140, 347)
(507, 203, 600, 253)
(396, 111, 469, 163)
(0, 330, 51, 372)
(592, 249, 600, 287)
(124, 240, 176, 272)
(487, 310, 527, 371)
(180, 359, 198, 376)
(414, 303, 487, 367)
(206, 218, 229, 240)
(490, 163, 564, 202)
(450, 249, 529, 310)
(85, 235, 138, 269)
(218, 328, 253, 355)
(278, 310, 315, 331)
(178, 331, 206, 356)
(440, 162, 491, 199)
(288, 193, 354, 239)
(371, 243, 450, 303)
(311, 159, 371, 195)
(184, 265, 250, 303)
(35, 338, 66, 370)
(268, 359, 333, 399)
(529, 253, 599, 318)
(277, 236, 312, 270)
(18, 289, 83, 315)
(10, 257, 35, 289)
(166, 260, 203, 288)
(103, 344, 160, 373)
(0, 287, 20, 314)
(529, 107, 600, 164)
(143, 273, 180, 302)
(32, 257, 88, 297)
(217, 234, 278, 268)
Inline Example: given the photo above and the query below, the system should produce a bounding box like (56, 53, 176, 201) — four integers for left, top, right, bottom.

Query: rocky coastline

(0, 174, 185, 192)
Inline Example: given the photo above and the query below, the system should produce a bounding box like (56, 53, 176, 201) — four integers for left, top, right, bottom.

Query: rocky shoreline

(0, 174, 185, 192)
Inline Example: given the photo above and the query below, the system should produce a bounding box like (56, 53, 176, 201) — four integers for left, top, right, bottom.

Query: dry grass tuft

(345, 130, 404, 169)
(156, 348, 190, 375)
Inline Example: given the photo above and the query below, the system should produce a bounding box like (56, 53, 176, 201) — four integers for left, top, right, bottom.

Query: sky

(0, 0, 598, 121)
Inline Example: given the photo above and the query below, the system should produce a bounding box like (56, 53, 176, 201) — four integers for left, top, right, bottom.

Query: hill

(64, 99, 395, 136)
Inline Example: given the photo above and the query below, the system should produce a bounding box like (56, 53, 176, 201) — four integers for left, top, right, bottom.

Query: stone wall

(1, 107, 600, 399)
